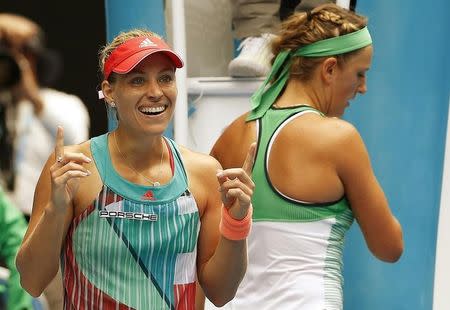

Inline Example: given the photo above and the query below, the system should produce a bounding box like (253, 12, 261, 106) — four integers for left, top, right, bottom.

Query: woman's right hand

(216, 143, 256, 220)
(49, 126, 91, 210)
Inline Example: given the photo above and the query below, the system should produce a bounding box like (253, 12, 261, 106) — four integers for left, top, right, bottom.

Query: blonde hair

(98, 29, 162, 80)
(272, 3, 368, 81)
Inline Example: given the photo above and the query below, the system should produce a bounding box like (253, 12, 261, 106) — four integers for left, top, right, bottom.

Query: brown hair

(98, 29, 161, 81)
(272, 3, 368, 81)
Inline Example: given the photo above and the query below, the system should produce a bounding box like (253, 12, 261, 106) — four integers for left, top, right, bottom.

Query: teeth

(140, 106, 165, 113)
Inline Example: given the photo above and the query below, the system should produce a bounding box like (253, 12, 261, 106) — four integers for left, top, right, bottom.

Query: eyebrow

(129, 67, 175, 75)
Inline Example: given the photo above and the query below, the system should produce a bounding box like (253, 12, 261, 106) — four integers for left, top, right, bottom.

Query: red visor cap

(103, 36, 184, 80)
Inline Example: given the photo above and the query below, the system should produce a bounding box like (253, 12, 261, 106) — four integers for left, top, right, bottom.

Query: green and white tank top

(228, 105, 354, 310)
(62, 133, 200, 310)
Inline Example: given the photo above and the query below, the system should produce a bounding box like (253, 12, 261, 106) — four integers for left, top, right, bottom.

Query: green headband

(247, 26, 372, 121)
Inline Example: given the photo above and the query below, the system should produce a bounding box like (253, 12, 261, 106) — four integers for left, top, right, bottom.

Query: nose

(358, 80, 367, 94)
(146, 79, 163, 101)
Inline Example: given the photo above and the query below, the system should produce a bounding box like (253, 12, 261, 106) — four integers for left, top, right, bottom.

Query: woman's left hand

(216, 143, 256, 220)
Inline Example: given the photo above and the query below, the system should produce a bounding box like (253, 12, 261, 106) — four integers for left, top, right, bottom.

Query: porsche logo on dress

(99, 210, 158, 221)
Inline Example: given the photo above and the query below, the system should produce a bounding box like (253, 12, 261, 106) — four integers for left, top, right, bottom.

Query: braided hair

(272, 3, 368, 81)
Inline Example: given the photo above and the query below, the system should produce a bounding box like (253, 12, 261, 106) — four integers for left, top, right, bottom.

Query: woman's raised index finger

(54, 126, 65, 161)
(242, 142, 256, 176)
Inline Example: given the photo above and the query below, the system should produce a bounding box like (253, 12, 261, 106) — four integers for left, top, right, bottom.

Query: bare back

(211, 110, 346, 204)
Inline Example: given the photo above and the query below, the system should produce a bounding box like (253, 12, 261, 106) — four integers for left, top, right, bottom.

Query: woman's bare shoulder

(177, 145, 222, 213)
(320, 117, 360, 143)
(210, 112, 256, 168)
(307, 117, 368, 172)
(222, 112, 254, 138)
(178, 145, 222, 174)
(292, 115, 362, 151)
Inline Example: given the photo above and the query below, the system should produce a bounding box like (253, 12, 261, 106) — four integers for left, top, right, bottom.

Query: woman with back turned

(211, 4, 403, 309)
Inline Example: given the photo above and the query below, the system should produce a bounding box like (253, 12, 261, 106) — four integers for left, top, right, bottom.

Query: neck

(113, 128, 164, 169)
(275, 78, 329, 114)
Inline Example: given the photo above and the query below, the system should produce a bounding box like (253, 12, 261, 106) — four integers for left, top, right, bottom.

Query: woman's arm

(335, 121, 403, 262)
(195, 144, 255, 307)
(16, 127, 91, 296)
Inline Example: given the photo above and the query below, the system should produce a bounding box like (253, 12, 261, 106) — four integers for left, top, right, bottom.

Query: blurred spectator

(0, 13, 90, 310)
(228, 0, 352, 77)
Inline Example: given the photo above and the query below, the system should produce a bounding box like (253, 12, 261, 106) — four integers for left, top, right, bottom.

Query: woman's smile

(138, 103, 169, 116)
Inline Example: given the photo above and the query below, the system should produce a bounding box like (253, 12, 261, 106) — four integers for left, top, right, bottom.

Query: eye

(158, 73, 174, 84)
(130, 76, 145, 85)
(357, 70, 368, 79)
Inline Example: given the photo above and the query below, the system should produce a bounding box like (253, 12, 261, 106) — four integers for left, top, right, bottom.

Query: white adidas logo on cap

(139, 38, 157, 48)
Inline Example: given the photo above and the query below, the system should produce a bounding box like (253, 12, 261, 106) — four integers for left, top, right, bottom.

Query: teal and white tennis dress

(227, 106, 354, 310)
(62, 134, 200, 310)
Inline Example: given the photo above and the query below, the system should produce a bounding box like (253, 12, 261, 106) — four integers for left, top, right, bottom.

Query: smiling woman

(16, 29, 257, 310)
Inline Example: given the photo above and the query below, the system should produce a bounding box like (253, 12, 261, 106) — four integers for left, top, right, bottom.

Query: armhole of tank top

(255, 119, 260, 140)
(90, 134, 108, 188)
(254, 119, 262, 165)
(165, 138, 189, 187)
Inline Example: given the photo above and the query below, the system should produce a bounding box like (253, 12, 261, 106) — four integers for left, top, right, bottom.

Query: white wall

(434, 98, 450, 310)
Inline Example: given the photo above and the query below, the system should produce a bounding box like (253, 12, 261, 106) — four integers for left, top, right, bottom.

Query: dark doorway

(0, 1, 108, 137)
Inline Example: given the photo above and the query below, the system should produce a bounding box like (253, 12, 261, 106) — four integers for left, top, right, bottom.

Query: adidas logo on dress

(141, 190, 156, 200)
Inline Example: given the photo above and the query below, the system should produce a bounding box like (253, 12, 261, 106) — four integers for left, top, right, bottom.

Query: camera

(0, 44, 21, 90)
(0, 35, 62, 91)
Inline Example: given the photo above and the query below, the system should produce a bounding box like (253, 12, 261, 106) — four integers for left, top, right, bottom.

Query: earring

(110, 101, 116, 108)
